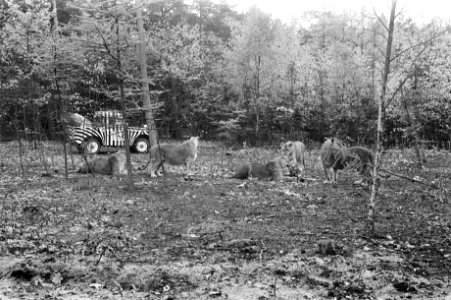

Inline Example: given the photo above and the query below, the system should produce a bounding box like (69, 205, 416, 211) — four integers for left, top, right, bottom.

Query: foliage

(0, 0, 450, 147)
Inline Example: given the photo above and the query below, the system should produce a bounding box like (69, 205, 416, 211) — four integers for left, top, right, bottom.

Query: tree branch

(390, 28, 449, 63)
(94, 23, 120, 65)
(383, 73, 412, 110)
(379, 168, 439, 189)
(373, 8, 389, 32)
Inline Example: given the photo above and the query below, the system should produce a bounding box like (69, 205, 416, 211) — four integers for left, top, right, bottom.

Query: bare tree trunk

(136, 6, 157, 146)
(51, 0, 58, 29)
(14, 113, 26, 179)
(23, 106, 28, 144)
(368, 0, 397, 234)
(254, 56, 261, 144)
(371, 24, 377, 106)
(34, 107, 50, 175)
(51, 0, 69, 180)
(116, 16, 134, 189)
(255, 103, 259, 143)
(401, 88, 423, 167)
(411, 70, 427, 163)
(68, 142, 75, 169)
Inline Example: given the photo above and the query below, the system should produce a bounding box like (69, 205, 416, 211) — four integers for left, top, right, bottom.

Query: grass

(0, 140, 450, 299)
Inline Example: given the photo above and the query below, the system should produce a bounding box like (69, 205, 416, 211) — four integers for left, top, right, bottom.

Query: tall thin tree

(51, 0, 69, 180)
(136, 4, 157, 147)
(368, 0, 397, 233)
(115, 15, 134, 189)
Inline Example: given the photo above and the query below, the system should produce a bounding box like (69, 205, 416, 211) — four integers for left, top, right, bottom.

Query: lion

(149, 136, 199, 177)
(229, 156, 291, 182)
(346, 146, 375, 184)
(279, 140, 306, 172)
(320, 138, 374, 183)
(320, 138, 346, 182)
(78, 150, 127, 175)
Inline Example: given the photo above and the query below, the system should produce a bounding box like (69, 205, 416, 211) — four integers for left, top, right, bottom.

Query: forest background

(0, 0, 450, 148)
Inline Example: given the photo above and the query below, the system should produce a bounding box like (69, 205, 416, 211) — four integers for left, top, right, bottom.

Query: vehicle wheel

(85, 138, 101, 154)
(133, 137, 150, 153)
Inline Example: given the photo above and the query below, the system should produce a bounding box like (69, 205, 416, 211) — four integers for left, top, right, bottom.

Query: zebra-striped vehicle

(67, 110, 150, 154)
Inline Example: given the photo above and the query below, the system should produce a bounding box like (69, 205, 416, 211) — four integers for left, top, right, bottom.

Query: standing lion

(148, 136, 199, 177)
(279, 141, 306, 172)
(320, 138, 374, 183)
(345, 146, 375, 184)
(320, 138, 346, 182)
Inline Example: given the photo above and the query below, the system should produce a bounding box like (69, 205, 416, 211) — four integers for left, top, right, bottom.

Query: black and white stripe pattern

(128, 129, 144, 145)
(68, 111, 147, 148)
(69, 126, 100, 145)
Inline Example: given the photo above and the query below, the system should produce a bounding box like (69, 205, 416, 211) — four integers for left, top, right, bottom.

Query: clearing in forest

(0, 141, 450, 299)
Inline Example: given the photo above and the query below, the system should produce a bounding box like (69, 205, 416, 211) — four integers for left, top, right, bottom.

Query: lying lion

(78, 150, 127, 175)
(320, 138, 374, 183)
(279, 140, 306, 172)
(148, 136, 199, 177)
(229, 156, 292, 182)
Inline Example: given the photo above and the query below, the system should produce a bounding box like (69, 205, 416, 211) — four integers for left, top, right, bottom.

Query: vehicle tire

(133, 137, 150, 153)
(85, 138, 101, 154)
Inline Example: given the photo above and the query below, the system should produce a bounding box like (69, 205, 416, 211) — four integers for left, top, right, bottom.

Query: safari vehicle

(67, 110, 150, 154)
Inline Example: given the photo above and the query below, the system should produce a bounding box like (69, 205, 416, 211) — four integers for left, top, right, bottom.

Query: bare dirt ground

(0, 141, 451, 299)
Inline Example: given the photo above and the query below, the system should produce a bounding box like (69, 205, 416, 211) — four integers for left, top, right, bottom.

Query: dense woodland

(2, 2, 451, 298)
(0, 0, 450, 148)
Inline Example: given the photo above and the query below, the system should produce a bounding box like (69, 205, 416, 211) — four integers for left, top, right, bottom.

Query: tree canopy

(0, 0, 450, 148)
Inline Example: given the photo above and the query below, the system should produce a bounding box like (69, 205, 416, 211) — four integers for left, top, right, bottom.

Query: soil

(0, 142, 450, 299)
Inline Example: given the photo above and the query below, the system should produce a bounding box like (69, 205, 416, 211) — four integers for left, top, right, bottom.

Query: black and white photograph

(0, 0, 450, 299)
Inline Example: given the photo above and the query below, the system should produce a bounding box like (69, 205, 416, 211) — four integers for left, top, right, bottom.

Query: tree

(75, 0, 140, 187)
(0, 0, 53, 178)
(368, 0, 396, 234)
(136, 4, 157, 147)
(224, 7, 278, 143)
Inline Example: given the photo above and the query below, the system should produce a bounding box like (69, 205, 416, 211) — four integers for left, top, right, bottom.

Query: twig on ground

(379, 168, 439, 189)
(96, 243, 110, 266)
